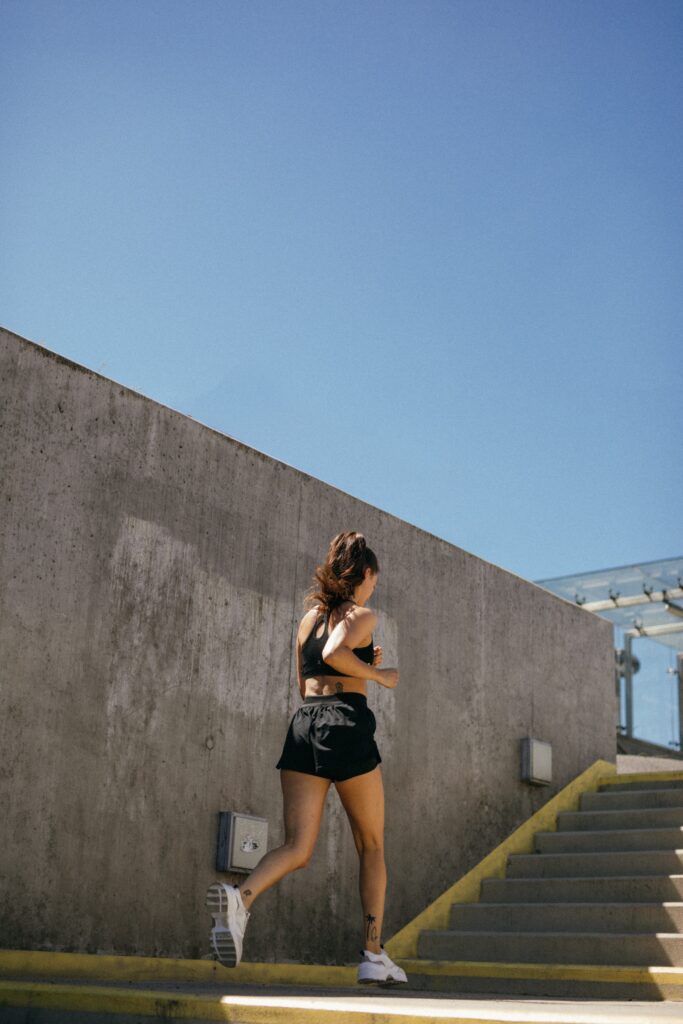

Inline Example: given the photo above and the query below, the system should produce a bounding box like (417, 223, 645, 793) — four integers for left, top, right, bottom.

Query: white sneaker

(357, 945, 408, 985)
(206, 882, 250, 967)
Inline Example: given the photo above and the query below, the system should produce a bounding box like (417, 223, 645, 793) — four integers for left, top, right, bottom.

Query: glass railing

(615, 627, 681, 752)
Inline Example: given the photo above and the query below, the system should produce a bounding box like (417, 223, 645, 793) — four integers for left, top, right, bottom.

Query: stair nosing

(452, 900, 683, 907)
(510, 848, 683, 857)
(420, 928, 683, 938)
(541, 826, 683, 836)
(561, 809, 683, 817)
(492, 872, 683, 880)
(485, 872, 683, 878)
(599, 787, 683, 792)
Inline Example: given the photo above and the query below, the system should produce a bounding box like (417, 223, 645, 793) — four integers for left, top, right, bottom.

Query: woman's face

(359, 567, 378, 604)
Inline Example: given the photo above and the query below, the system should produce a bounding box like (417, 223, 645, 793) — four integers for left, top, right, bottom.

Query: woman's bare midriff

(301, 609, 373, 697)
(304, 676, 369, 698)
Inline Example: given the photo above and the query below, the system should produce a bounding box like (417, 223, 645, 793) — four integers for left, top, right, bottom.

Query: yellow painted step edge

(1, 974, 681, 1024)
(0, 949, 356, 988)
(2, 949, 683, 990)
(384, 758, 618, 958)
(0, 979, 494, 1024)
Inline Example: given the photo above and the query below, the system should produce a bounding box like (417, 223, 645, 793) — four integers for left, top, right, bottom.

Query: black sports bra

(301, 609, 374, 679)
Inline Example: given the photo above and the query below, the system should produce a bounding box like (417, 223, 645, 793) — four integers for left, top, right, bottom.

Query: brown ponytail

(305, 531, 379, 617)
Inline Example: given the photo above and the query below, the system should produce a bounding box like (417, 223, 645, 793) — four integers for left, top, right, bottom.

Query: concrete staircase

(412, 774, 683, 998)
(4, 764, 683, 1017)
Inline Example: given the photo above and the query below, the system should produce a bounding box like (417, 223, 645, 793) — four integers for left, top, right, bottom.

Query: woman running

(205, 531, 408, 985)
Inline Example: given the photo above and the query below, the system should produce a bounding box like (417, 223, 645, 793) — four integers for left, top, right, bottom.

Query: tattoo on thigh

(365, 914, 378, 943)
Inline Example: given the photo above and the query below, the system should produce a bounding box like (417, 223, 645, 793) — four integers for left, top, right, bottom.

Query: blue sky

(2, 0, 681, 590)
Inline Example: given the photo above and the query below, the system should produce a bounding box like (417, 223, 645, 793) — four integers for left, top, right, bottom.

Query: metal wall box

(520, 736, 552, 786)
(216, 811, 268, 873)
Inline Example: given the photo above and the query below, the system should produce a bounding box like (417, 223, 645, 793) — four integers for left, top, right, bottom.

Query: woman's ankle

(236, 885, 254, 911)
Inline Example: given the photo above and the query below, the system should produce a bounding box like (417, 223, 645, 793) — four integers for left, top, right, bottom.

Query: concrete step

(599, 780, 683, 793)
(448, 900, 683, 932)
(506, 848, 683, 878)
(406, 774, 683, 1001)
(417, 929, 683, 966)
(481, 873, 683, 902)
(535, 826, 683, 853)
(399, 960, 683, 1001)
(558, 805, 683, 831)
(581, 789, 683, 811)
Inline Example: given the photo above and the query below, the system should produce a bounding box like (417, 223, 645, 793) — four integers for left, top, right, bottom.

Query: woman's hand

(372, 645, 383, 666)
(373, 667, 399, 689)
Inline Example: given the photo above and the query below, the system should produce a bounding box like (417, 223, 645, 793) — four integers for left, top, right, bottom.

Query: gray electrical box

(520, 736, 552, 786)
(216, 811, 268, 873)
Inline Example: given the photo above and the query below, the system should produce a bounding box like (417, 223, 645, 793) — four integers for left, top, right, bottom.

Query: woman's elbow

(321, 643, 341, 667)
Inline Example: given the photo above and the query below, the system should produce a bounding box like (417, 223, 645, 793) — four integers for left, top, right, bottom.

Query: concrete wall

(0, 326, 617, 964)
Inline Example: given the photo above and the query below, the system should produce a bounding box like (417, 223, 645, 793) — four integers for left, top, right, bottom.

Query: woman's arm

(322, 608, 382, 681)
(296, 634, 306, 699)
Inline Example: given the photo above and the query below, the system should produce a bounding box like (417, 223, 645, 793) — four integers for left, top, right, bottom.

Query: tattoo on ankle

(242, 889, 252, 898)
(365, 913, 378, 943)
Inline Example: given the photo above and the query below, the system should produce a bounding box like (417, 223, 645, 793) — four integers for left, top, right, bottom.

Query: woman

(205, 531, 408, 985)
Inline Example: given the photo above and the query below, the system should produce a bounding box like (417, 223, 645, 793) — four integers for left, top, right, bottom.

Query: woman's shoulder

(353, 604, 378, 626)
(338, 601, 377, 630)
(298, 601, 376, 634)
(297, 606, 322, 642)
(300, 606, 322, 625)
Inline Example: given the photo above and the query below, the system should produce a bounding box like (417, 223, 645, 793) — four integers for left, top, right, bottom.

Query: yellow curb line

(384, 759, 618, 959)
(0, 949, 356, 987)
(2, 949, 682, 990)
(0, 979, 514, 1024)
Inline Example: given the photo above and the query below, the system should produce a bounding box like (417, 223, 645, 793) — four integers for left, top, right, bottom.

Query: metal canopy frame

(535, 556, 683, 652)
(535, 557, 683, 748)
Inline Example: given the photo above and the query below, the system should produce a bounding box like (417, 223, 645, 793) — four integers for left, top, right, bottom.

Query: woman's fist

(374, 667, 399, 689)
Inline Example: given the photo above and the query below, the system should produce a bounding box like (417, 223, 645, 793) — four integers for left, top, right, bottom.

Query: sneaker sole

(357, 977, 408, 986)
(357, 968, 408, 986)
(206, 882, 231, 917)
(206, 883, 239, 967)
(210, 925, 239, 967)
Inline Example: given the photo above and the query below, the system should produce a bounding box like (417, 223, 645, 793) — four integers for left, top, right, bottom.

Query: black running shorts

(275, 692, 382, 782)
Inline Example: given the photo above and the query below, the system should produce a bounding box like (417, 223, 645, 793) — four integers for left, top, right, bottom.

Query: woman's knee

(359, 839, 385, 855)
(283, 839, 314, 870)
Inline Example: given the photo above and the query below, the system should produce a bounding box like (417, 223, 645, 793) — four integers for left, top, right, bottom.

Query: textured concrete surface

(0, 326, 616, 965)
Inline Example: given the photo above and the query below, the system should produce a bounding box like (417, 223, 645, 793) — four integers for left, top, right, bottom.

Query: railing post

(624, 633, 634, 738)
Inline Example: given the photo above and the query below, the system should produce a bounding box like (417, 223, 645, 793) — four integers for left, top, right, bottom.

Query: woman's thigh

(334, 765, 385, 853)
(280, 768, 332, 864)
